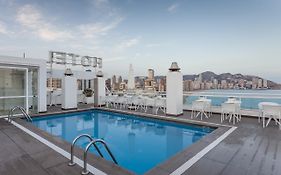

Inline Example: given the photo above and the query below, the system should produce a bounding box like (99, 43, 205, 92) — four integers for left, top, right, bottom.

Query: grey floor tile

(46, 162, 89, 175)
(0, 154, 49, 175)
(2, 127, 48, 155)
(0, 131, 27, 164)
(29, 148, 69, 169)
(183, 158, 226, 175)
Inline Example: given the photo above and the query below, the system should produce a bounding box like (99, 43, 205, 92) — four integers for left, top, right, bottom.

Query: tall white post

(94, 71, 105, 106)
(128, 64, 135, 90)
(62, 69, 77, 109)
(38, 63, 47, 112)
(166, 62, 183, 116)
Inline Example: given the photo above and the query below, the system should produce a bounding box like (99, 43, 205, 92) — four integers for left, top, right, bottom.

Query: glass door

(0, 67, 27, 116)
(28, 68, 38, 114)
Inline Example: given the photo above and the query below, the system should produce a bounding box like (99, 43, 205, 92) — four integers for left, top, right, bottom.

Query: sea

(184, 89, 281, 110)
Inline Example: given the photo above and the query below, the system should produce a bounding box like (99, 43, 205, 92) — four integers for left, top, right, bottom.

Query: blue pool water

(32, 110, 214, 174)
(185, 90, 281, 110)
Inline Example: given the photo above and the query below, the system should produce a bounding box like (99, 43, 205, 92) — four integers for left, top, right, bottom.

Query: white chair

(120, 95, 130, 109)
(105, 95, 117, 108)
(144, 97, 155, 113)
(130, 96, 144, 111)
(98, 96, 106, 107)
(115, 96, 126, 109)
(104, 95, 112, 107)
(125, 96, 134, 109)
(137, 96, 146, 112)
(262, 105, 281, 128)
(258, 102, 279, 123)
(221, 103, 241, 124)
(155, 97, 166, 114)
(191, 101, 210, 120)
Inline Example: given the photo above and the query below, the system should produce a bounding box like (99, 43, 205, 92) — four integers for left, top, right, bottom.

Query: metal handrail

(68, 134, 103, 166)
(82, 139, 118, 175)
(184, 92, 281, 99)
(8, 106, 32, 122)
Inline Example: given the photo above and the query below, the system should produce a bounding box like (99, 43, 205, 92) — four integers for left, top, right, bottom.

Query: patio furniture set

(104, 95, 166, 115)
(191, 96, 281, 128)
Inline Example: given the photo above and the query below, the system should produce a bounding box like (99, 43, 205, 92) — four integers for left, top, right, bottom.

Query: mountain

(181, 71, 280, 89)
(142, 71, 280, 89)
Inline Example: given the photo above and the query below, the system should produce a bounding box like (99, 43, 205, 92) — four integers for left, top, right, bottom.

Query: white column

(94, 72, 105, 106)
(62, 75, 77, 109)
(166, 62, 183, 116)
(38, 63, 47, 112)
(25, 69, 29, 113)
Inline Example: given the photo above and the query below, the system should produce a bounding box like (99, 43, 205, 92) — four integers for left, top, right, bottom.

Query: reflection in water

(128, 132, 136, 155)
(131, 120, 145, 130)
(45, 120, 62, 136)
(106, 115, 117, 124)
(32, 110, 213, 175)
(192, 132, 205, 142)
(155, 125, 166, 135)
(47, 120, 57, 128)
(166, 127, 183, 157)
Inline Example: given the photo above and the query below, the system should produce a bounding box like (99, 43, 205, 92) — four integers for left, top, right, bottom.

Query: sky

(0, 0, 281, 83)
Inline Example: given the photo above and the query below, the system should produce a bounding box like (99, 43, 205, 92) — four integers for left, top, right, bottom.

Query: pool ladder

(68, 134, 118, 175)
(8, 106, 33, 122)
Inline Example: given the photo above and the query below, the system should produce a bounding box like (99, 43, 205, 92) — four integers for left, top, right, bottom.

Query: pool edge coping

(13, 107, 236, 175)
(5, 118, 108, 175)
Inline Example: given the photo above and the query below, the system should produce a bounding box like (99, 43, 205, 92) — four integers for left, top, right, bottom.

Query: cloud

(167, 3, 179, 13)
(146, 43, 161, 48)
(103, 56, 127, 62)
(16, 4, 72, 41)
(0, 0, 15, 6)
(0, 21, 8, 34)
(78, 17, 123, 38)
(116, 37, 141, 51)
(92, 0, 108, 7)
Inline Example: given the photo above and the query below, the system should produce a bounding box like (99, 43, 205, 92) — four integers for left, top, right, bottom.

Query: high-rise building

(252, 78, 259, 89)
(193, 80, 200, 90)
(145, 69, 156, 91)
(213, 79, 218, 89)
(148, 69, 154, 80)
(158, 78, 166, 92)
(118, 76, 122, 85)
(198, 73, 203, 83)
(183, 80, 194, 91)
(119, 82, 126, 91)
(135, 76, 146, 89)
(47, 78, 62, 89)
(221, 80, 228, 89)
(246, 81, 252, 89)
(105, 78, 111, 91)
(112, 75, 117, 90)
(238, 79, 245, 88)
(127, 64, 135, 90)
(263, 79, 268, 88)
(258, 79, 263, 89)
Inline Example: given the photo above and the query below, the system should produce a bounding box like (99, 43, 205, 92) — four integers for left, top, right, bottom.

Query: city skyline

(106, 68, 280, 92)
(0, 0, 281, 82)
(107, 68, 280, 85)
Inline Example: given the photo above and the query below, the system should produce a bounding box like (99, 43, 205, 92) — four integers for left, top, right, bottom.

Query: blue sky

(0, 0, 281, 82)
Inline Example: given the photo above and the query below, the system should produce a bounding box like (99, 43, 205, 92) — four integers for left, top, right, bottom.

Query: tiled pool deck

(1, 104, 281, 175)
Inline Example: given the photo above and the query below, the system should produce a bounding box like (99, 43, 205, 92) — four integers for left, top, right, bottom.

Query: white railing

(184, 91, 281, 112)
(184, 91, 281, 99)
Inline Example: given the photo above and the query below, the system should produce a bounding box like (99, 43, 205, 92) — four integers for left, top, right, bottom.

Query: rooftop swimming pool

(32, 110, 214, 174)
